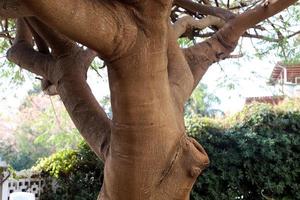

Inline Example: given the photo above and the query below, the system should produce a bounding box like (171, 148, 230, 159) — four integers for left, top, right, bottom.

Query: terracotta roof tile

(245, 96, 285, 105)
(271, 63, 300, 84)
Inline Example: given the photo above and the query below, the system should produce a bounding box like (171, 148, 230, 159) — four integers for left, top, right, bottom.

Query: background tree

(0, 90, 82, 170)
(0, 0, 299, 199)
(185, 84, 222, 118)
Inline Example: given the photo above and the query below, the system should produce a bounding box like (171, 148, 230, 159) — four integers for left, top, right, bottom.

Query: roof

(270, 63, 300, 84)
(245, 96, 285, 105)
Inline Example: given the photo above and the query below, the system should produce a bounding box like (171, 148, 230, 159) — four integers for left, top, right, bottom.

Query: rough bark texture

(1, 0, 297, 199)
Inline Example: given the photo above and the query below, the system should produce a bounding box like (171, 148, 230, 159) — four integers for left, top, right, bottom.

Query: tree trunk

(1, 0, 298, 199)
(102, 33, 210, 198)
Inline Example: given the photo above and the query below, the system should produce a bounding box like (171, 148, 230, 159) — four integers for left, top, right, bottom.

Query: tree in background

(0, 90, 82, 170)
(185, 84, 222, 118)
(0, 0, 298, 199)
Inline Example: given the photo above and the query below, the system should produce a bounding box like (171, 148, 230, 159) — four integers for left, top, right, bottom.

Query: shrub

(190, 103, 300, 200)
(35, 142, 103, 200)
(35, 102, 300, 200)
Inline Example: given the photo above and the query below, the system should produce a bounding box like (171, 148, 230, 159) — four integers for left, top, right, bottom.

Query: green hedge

(35, 102, 300, 200)
(188, 103, 300, 200)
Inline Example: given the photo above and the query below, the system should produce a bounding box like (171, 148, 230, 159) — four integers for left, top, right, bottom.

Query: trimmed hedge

(35, 102, 300, 200)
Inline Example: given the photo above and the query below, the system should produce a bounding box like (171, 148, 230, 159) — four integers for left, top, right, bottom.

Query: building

(245, 62, 300, 105)
(269, 62, 300, 97)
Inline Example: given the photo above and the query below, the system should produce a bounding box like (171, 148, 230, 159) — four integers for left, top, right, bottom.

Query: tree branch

(184, 36, 234, 90)
(173, 15, 224, 39)
(7, 18, 110, 161)
(28, 20, 110, 160)
(169, 14, 232, 109)
(174, 0, 235, 21)
(57, 75, 111, 161)
(168, 25, 194, 109)
(22, 0, 135, 60)
(244, 29, 300, 42)
(6, 19, 53, 78)
(119, 0, 173, 15)
(216, 0, 298, 47)
(26, 17, 76, 57)
(180, 0, 297, 93)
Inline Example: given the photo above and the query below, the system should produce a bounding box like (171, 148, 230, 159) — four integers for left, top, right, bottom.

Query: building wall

(274, 84, 300, 97)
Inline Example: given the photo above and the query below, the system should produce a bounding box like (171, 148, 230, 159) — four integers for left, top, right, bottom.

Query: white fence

(1, 171, 53, 200)
(2, 177, 44, 200)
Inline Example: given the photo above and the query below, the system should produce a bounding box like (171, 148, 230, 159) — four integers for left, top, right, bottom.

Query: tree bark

(1, 0, 298, 199)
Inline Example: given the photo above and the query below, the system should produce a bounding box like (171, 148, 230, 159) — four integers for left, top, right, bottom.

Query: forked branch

(8, 18, 111, 161)
(26, 17, 76, 57)
(22, 0, 130, 59)
(170, 0, 298, 106)
(29, 19, 111, 161)
(7, 19, 53, 78)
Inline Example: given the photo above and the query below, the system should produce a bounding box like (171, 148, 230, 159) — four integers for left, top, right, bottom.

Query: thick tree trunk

(1, 0, 298, 199)
(97, 20, 209, 198)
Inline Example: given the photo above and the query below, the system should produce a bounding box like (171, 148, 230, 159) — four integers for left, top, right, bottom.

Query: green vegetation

(189, 102, 300, 200)
(185, 84, 222, 118)
(34, 100, 300, 200)
(35, 142, 103, 200)
(0, 93, 82, 170)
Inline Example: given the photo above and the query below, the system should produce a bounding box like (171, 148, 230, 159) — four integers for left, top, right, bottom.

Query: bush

(190, 103, 300, 200)
(34, 142, 103, 200)
(35, 102, 300, 200)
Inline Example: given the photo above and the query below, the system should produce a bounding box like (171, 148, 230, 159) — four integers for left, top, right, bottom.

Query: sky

(0, 31, 291, 120)
(201, 54, 279, 113)
(0, 50, 280, 116)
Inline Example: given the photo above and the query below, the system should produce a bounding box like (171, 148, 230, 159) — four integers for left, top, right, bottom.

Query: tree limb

(216, 0, 298, 47)
(184, 36, 234, 90)
(168, 25, 194, 110)
(6, 19, 53, 78)
(7, 18, 111, 161)
(27, 20, 110, 160)
(57, 74, 111, 161)
(169, 15, 232, 110)
(24, 18, 49, 54)
(22, 0, 135, 60)
(119, 0, 173, 16)
(173, 15, 224, 39)
(26, 17, 76, 57)
(174, 0, 236, 21)
(180, 0, 297, 93)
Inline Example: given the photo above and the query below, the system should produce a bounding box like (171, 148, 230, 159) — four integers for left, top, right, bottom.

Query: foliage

(35, 142, 103, 200)
(36, 101, 300, 200)
(0, 92, 83, 170)
(178, 37, 194, 47)
(234, 4, 300, 64)
(189, 102, 300, 200)
(185, 84, 222, 118)
(0, 139, 49, 171)
(33, 149, 78, 178)
(18, 94, 82, 150)
(276, 98, 300, 112)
